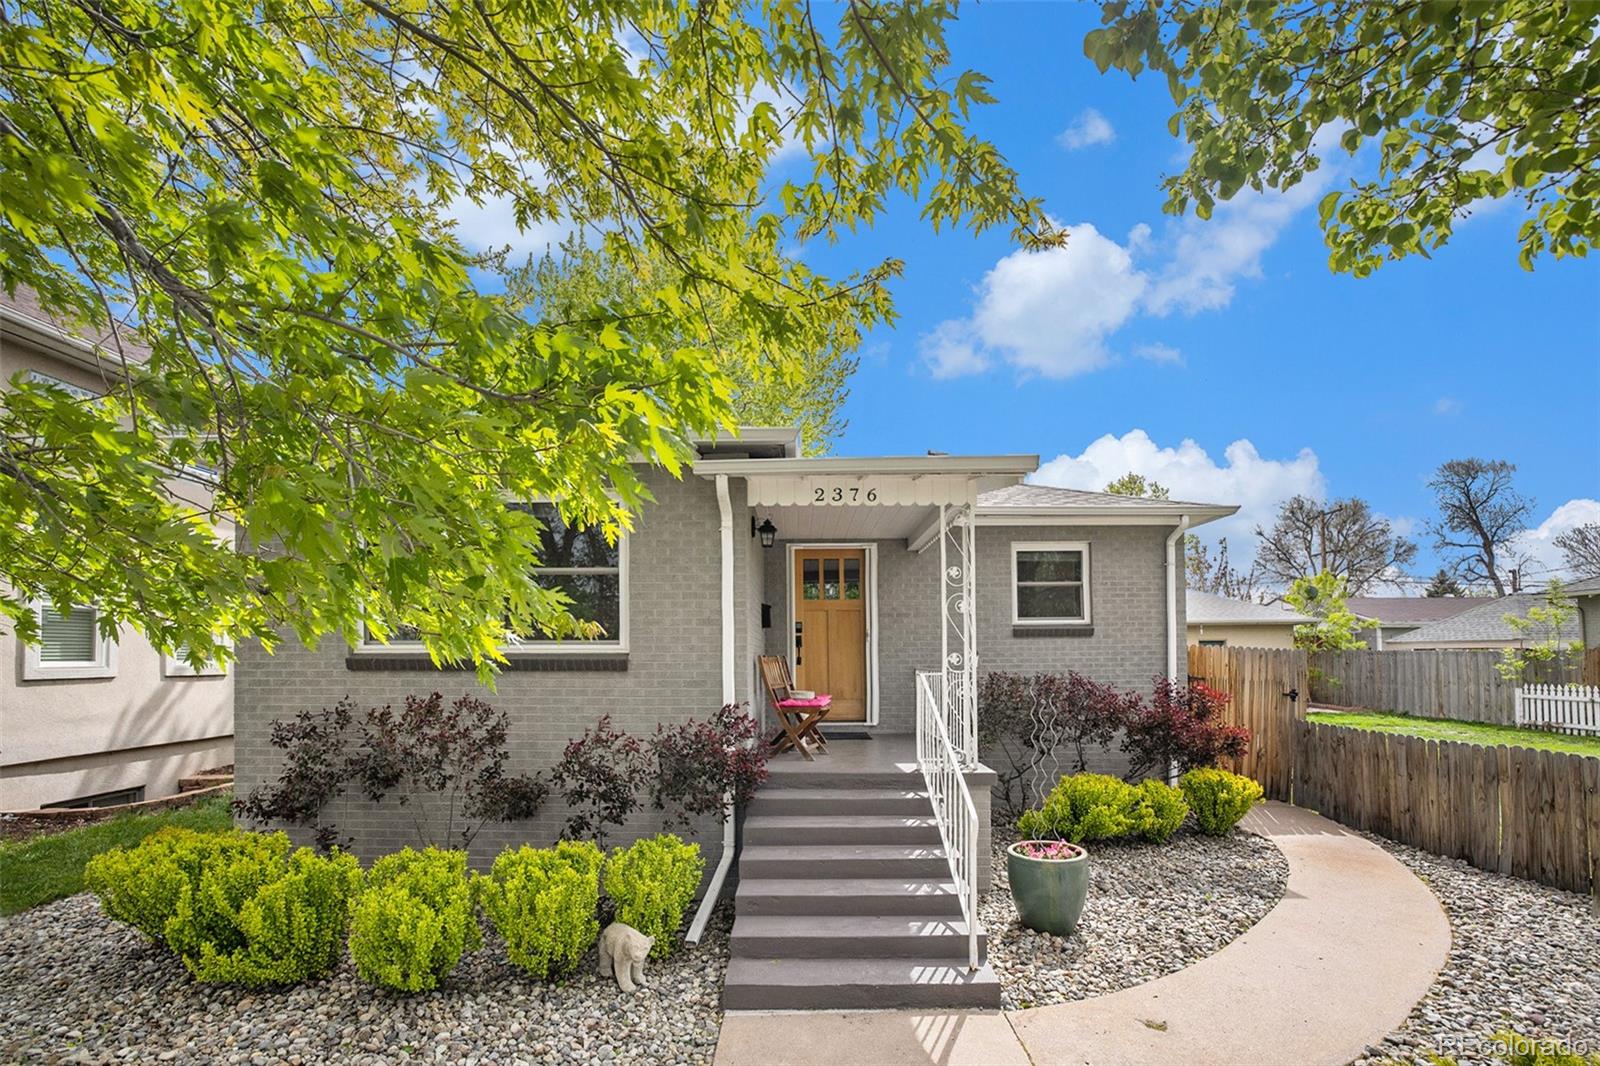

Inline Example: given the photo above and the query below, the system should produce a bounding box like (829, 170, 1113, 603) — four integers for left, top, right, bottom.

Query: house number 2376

(814, 485, 879, 503)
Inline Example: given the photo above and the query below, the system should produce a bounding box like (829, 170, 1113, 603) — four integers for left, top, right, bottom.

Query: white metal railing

(916, 669, 980, 970)
(1516, 683, 1600, 736)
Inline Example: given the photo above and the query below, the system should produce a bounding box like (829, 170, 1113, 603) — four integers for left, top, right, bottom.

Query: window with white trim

(1011, 542, 1090, 625)
(23, 602, 118, 680)
(359, 502, 627, 652)
(163, 640, 229, 677)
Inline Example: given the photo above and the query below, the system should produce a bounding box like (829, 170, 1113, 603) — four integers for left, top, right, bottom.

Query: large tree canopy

(1085, 0, 1600, 273)
(512, 240, 858, 453)
(0, 0, 1056, 673)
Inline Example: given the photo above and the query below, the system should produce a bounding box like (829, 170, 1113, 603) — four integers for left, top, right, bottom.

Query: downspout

(687, 473, 737, 944)
(1166, 515, 1191, 680)
(1166, 515, 1191, 786)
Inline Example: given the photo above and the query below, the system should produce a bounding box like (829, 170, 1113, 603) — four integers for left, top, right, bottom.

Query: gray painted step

(742, 814, 943, 846)
(724, 957, 1001, 1011)
(738, 844, 951, 879)
(747, 787, 932, 817)
(736, 877, 963, 916)
(764, 769, 923, 789)
(730, 914, 987, 960)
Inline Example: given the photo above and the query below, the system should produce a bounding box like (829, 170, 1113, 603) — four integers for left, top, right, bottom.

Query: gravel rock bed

(0, 893, 729, 1064)
(1354, 836, 1600, 1066)
(980, 826, 1288, 1010)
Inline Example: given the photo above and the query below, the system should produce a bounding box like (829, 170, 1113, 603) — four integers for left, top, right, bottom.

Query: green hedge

(1178, 768, 1264, 836)
(1017, 773, 1190, 845)
(476, 841, 603, 979)
(349, 847, 480, 992)
(604, 834, 703, 958)
(86, 827, 360, 986)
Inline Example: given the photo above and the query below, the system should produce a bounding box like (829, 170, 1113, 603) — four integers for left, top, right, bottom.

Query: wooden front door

(793, 548, 869, 722)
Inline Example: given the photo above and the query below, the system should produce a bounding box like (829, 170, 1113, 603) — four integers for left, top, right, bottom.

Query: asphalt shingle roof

(978, 483, 1225, 511)
(1346, 596, 1481, 625)
(1186, 590, 1314, 626)
(1388, 593, 1583, 645)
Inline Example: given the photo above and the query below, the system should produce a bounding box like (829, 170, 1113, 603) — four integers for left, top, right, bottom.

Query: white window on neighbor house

(22, 602, 118, 680)
(1012, 542, 1091, 626)
(359, 502, 628, 653)
(163, 640, 229, 677)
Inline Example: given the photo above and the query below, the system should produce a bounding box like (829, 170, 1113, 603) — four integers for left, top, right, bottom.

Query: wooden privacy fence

(1308, 648, 1583, 725)
(1294, 720, 1600, 896)
(1516, 684, 1600, 736)
(1187, 645, 1308, 802)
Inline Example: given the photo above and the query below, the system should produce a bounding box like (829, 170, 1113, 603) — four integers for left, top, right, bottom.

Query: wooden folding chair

(758, 655, 832, 761)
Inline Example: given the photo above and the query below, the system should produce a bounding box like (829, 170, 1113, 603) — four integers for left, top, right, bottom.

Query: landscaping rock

(981, 826, 1289, 1010)
(1354, 835, 1600, 1066)
(0, 895, 731, 1064)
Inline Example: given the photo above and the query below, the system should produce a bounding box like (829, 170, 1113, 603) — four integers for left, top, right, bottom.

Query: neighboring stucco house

(1345, 595, 1479, 649)
(1566, 576, 1600, 648)
(1185, 590, 1313, 649)
(233, 433, 1237, 868)
(0, 289, 234, 811)
(1387, 592, 1584, 651)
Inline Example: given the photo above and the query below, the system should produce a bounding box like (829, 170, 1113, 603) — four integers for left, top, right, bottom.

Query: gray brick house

(233, 426, 1236, 874)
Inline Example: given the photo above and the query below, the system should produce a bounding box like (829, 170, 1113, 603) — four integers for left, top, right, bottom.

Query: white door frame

(785, 541, 880, 726)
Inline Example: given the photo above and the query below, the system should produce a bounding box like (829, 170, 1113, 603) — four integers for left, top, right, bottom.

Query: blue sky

(786, 3, 1600, 588)
(452, 4, 1600, 588)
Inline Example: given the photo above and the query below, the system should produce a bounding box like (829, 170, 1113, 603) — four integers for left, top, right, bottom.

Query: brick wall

(233, 467, 731, 869)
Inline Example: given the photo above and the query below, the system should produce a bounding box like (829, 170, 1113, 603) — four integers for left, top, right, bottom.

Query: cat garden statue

(598, 922, 655, 993)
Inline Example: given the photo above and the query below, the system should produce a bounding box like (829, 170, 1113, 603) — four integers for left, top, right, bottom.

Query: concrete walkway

(714, 802, 1450, 1066)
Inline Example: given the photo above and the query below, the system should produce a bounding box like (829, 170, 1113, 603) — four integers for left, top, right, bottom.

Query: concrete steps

(735, 877, 963, 916)
(724, 741, 998, 1011)
(743, 814, 943, 846)
(723, 956, 1001, 1011)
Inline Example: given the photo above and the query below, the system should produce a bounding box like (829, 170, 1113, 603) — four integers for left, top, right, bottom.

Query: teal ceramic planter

(1007, 840, 1089, 936)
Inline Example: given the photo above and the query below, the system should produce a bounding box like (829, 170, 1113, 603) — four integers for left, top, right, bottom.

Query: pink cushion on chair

(777, 695, 832, 708)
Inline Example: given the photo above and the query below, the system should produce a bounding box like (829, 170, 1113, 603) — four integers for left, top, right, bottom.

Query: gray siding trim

(345, 655, 629, 672)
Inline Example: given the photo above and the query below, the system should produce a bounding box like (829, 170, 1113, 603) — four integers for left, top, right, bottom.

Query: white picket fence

(1514, 683, 1600, 736)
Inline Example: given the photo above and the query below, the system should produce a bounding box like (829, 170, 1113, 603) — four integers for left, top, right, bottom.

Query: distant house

(1564, 576, 1600, 648)
(1346, 596, 1480, 648)
(0, 288, 234, 811)
(1186, 590, 1313, 649)
(1387, 592, 1583, 651)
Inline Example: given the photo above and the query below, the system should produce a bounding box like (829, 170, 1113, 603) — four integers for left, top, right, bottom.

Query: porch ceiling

(758, 502, 936, 541)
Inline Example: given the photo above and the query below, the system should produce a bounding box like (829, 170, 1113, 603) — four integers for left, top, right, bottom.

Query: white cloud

(923, 172, 1335, 379)
(1143, 168, 1335, 315)
(1134, 342, 1183, 365)
(1032, 429, 1326, 550)
(1434, 396, 1463, 416)
(1511, 498, 1600, 581)
(1057, 108, 1116, 150)
(922, 129, 1349, 381)
(920, 223, 1146, 379)
(443, 190, 569, 258)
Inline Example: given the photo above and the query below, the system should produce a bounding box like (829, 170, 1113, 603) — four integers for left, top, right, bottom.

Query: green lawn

(1307, 711, 1600, 758)
(0, 794, 235, 916)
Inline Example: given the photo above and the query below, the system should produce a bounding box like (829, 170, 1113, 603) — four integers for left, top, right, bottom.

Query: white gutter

(1166, 515, 1191, 680)
(691, 454, 1039, 478)
(687, 474, 738, 944)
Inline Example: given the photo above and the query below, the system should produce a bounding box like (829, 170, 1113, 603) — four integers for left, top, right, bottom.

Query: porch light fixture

(753, 516, 777, 547)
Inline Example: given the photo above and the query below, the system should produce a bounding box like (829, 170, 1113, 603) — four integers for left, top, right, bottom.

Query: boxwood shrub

(603, 834, 703, 958)
(349, 847, 480, 992)
(476, 841, 603, 979)
(1179, 768, 1264, 836)
(87, 826, 359, 986)
(1016, 772, 1190, 845)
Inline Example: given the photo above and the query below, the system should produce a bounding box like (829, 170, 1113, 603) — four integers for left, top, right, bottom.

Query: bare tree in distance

(1554, 523, 1600, 580)
(1426, 459, 1534, 598)
(1255, 496, 1417, 595)
(1187, 538, 1260, 601)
